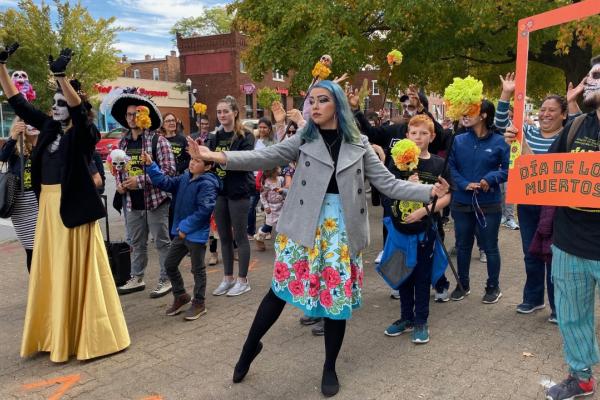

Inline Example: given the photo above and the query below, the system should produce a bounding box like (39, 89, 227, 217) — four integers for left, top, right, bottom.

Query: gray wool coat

(223, 133, 433, 256)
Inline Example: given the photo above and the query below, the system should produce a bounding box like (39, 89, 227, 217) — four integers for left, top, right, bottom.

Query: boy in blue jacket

(142, 149, 220, 320)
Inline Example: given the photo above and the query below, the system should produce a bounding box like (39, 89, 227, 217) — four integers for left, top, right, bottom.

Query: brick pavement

(1, 204, 598, 400)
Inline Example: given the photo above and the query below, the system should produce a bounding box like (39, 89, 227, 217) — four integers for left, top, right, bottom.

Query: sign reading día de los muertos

(506, 0, 600, 208)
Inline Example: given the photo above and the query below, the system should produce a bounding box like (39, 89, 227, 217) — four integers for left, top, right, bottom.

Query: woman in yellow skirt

(0, 44, 130, 362)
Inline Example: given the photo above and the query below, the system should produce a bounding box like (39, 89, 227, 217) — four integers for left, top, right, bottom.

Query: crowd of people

(1, 42, 599, 400)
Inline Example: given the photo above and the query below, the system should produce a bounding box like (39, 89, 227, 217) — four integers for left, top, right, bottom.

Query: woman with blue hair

(188, 80, 449, 397)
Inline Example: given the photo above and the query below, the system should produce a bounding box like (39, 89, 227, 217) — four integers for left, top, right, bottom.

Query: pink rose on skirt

(322, 266, 341, 289)
(293, 259, 310, 280)
(344, 279, 353, 298)
(309, 273, 320, 297)
(288, 279, 305, 297)
(274, 261, 290, 282)
(320, 290, 333, 308)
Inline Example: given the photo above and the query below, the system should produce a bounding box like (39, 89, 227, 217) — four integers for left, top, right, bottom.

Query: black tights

(239, 289, 346, 372)
(25, 248, 32, 273)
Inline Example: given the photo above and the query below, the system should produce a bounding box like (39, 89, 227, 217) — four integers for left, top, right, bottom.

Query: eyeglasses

(164, 119, 176, 123)
(287, 130, 296, 136)
(126, 112, 137, 118)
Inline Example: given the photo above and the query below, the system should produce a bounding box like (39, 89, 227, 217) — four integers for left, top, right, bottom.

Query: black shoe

(311, 320, 325, 336)
(233, 341, 263, 383)
(300, 316, 322, 326)
(482, 286, 502, 304)
(450, 285, 470, 301)
(321, 368, 340, 397)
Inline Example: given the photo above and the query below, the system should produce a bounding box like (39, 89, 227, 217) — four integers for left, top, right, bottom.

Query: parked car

(96, 128, 126, 160)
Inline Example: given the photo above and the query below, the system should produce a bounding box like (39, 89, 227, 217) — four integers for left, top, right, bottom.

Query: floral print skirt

(271, 194, 363, 320)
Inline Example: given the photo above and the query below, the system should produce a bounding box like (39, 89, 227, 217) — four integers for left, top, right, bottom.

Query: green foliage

(0, 0, 128, 110)
(230, 0, 599, 101)
(170, 6, 233, 40)
(256, 86, 279, 109)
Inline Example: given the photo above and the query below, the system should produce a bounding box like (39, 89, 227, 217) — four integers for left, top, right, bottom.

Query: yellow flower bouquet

(311, 61, 331, 80)
(391, 139, 420, 171)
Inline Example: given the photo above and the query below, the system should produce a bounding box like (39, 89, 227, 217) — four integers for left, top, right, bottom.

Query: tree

(229, 0, 599, 102)
(170, 6, 233, 40)
(0, 0, 127, 110)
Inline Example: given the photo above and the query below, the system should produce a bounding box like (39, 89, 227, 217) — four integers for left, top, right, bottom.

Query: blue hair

(300, 80, 361, 144)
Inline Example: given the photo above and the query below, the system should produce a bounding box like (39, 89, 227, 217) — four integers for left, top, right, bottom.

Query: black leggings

(25, 248, 32, 273)
(239, 289, 346, 372)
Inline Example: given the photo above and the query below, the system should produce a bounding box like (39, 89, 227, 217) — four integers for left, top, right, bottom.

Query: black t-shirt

(213, 131, 234, 180)
(41, 137, 65, 185)
(549, 112, 600, 260)
(389, 154, 450, 234)
(125, 136, 145, 210)
(321, 128, 341, 194)
(166, 134, 189, 175)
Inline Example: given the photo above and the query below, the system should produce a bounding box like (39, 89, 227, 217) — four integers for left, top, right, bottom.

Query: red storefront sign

(240, 83, 256, 94)
(276, 87, 289, 96)
(93, 84, 168, 98)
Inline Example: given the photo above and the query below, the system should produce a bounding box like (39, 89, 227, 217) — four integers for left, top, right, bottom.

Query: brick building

(121, 51, 181, 83)
(177, 31, 444, 129)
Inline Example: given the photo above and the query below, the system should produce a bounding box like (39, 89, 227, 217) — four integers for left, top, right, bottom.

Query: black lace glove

(0, 43, 19, 64)
(48, 48, 73, 77)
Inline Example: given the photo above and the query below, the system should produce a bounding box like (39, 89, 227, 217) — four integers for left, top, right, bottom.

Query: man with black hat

(110, 89, 176, 298)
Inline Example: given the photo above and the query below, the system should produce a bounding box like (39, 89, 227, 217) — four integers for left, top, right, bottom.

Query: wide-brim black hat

(110, 93, 162, 131)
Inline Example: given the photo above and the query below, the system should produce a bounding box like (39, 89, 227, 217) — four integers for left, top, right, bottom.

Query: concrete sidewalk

(0, 204, 596, 400)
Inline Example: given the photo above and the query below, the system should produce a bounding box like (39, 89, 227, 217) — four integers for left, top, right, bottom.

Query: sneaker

(374, 250, 383, 264)
(503, 219, 520, 230)
(479, 250, 487, 263)
(516, 303, 545, 314)
(384, 319, 414, 337)
(150, 279, 172, 298)
(482, 286, 502, 304)
(434, 288, 450, 303)
(183, 302, 207, 321)
(117, 276, 146, 295)
(390, 289, 400, 300)
(300, 316, 322, 326)
(412, 324, 430, 344)
(253, 231, 266, 241)
(207, 252, 218, 266)
(549, 312, 558, 324)
(311, 320, 325, 336)
(226, 280, 251, 296)
(264, 233, 272, 240)
(166, 293, 191, 316)
(212, 279, 235, 296)
(450, 285, 470, 301)
(546, 375, 595, 400)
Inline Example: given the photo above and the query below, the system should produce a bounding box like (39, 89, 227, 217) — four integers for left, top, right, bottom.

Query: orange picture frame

(506, 0, 600, 208)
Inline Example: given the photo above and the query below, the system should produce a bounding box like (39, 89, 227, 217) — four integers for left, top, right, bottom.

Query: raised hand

(286, 109, 305, 127)
(333, 72, 349, 85)
(503, 125, 518, 145)
(566, 77, 586, 104)
(346, 87, 360, 111)
(0, 42, 19, 64)
(499, 72, 515, 100)
(271, 101, 286, 124)
(48, 48, 73, 76)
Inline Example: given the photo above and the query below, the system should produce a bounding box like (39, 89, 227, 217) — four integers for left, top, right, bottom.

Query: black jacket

(0, 138, 29, 180)
(207, 128, 255, 199)
(8, 93, 105, 228)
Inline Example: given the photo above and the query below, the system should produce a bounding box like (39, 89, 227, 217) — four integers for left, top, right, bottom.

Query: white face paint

(11, 70, 28, 84)
(52, 92, 69, 122)
(583, 63, 600, 109)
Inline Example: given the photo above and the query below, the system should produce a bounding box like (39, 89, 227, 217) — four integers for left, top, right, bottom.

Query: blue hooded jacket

(448, 129, 509, 206)
(147, 162, 220, 243)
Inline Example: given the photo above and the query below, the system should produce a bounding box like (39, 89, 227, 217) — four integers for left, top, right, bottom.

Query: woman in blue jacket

(448, 100, 509, 303)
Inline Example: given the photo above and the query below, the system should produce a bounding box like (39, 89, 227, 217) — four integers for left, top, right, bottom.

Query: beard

(582, 90, 600, 110)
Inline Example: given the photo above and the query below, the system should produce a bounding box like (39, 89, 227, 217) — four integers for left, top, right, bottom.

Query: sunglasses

(164, 119, 176, 123)
(126, 112, 137, 118)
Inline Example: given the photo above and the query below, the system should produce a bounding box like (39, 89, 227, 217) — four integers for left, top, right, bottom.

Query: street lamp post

(186, 78, 194, 134)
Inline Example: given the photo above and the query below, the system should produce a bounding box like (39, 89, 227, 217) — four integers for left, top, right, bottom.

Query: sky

(0, 0, 227, 60)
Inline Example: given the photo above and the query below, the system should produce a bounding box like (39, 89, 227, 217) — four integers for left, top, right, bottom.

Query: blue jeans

(399, 233, 435, 325)
(518, 205, 555, 310)
(452, 207, 502, 289)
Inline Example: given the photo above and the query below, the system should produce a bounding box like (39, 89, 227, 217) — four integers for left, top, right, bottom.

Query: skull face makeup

(52, 92, 70, 122)
(11, 70, 28, 83)
(583, 60, 600, 109)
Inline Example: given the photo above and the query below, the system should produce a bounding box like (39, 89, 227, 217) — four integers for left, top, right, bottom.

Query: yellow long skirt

(21, 185, 130, 362)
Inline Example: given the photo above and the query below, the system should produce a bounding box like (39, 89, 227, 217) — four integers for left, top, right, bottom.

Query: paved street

(0, 194, 598, 400)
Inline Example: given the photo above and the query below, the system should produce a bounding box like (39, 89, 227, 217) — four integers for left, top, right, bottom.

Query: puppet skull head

(583, 57, 600, 109)
(11, 70, 28, 84)
(109, 149, 129, 171)
(320, 54, 332, 67)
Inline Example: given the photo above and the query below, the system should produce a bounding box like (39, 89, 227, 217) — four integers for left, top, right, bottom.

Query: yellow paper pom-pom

(386, 49, 403, 66)
(312, 61, 331, 80)
(390, 139, 421, 171)
(135, 105, 151, 130)
(193, 102, 207, 115)
(443, 76, 483, 120)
